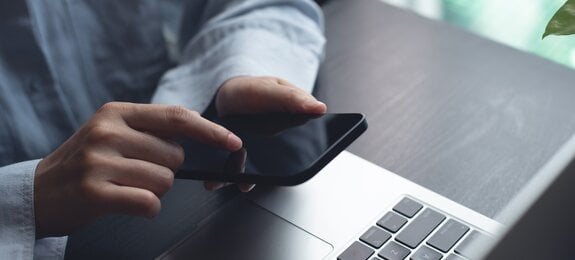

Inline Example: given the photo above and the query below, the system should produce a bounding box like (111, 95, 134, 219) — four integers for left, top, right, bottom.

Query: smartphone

(175, 113, 367, 185)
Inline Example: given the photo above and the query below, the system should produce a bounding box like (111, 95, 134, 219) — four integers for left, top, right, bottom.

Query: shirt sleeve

(0, 160, 67, 259)
(151, 0, 325, 112)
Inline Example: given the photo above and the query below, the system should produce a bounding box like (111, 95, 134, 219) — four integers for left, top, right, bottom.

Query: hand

(215, 76, 327, 117)
(34, 102, 242, 238)
(203, 76, 327, 192)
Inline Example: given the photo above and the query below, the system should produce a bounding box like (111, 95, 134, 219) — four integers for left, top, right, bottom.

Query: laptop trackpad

(157, 198, 333, 260)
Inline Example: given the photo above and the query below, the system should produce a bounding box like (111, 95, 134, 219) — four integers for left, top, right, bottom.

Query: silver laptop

(156, 128, 575, 259)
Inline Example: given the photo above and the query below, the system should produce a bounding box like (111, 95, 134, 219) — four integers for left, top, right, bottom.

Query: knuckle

(85, 124, 120, 146)
(279, 87, 306, 113)
(262, 76, 290, 86)
(278, 78, 294, 86)
(209, 126, 227, 145)
(286, 87, 301, 102)
(165, 106, 195, 126)
(97, 102, 125, 114)
(77, 149, 103, 173)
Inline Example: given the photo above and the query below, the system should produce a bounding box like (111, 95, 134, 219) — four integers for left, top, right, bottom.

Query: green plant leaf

(543, 0, 575, 38)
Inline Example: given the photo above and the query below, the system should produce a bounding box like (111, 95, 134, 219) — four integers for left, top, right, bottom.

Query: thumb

(216, 76, 327, 116)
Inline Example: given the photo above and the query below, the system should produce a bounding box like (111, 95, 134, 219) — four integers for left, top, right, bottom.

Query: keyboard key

(444, 254, 466, 260)
(427, 219, 470, 252)
(377, 212, 408, 233)
(338, 241, 374, 260)
(454, 230, 491, 258)
(360, 226, 391, 249)
(410, 245, 442, 260)
(371, 258, 383, 260)
(396, 208, 446, 248)
(378, 241, 410, 260)
(393, 198, 423, 218)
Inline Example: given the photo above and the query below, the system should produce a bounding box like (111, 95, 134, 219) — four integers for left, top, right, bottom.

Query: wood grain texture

(317, 0, 575, 218)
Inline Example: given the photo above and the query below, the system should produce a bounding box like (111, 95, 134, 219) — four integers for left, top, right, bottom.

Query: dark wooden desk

(66, 0, 575, 258)
(316, 0, 575, 218)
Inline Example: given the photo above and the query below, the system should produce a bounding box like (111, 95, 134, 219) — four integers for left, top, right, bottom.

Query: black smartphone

(175, 113, 367, 185)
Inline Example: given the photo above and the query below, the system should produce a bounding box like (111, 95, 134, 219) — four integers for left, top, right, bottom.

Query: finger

(273, 78, 327, 114)
(205, 149, 254, 192)
(98, 102, 242, 151)
(98, 184, 161, 218)
(117, 129, 185, 171)
(223, 148, 246, 174)
(105, 157, 175, 197)
(81, 121, 185, 171)
(210, 149, 247, 191)
(217, 77, 327, 116)
(204, 181, 227, 191)
(238, 183, 255, 192)
(249, 83, 326, 114)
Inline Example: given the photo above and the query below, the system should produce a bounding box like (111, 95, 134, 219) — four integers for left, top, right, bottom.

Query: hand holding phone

(176, 113, 367, 185)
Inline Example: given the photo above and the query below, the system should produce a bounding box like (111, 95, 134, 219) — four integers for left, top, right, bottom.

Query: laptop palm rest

(157, 198, 333, 260)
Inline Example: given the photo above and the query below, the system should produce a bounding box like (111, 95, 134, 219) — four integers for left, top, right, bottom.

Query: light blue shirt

(0, 0, 325, 258)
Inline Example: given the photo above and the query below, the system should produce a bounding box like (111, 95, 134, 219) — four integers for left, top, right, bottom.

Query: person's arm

(0, 161, 67, 259)
(152, 0, 325, 112)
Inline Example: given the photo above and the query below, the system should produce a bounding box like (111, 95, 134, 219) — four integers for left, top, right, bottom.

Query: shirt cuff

(0, 160, 38, 258)
(0, 160, 67, 259)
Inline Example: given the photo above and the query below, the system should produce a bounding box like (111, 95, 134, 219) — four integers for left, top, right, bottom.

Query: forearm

(152, 0, 325, 111)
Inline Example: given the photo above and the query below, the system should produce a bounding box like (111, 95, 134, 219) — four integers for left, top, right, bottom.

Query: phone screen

(176, 113, 366, 185)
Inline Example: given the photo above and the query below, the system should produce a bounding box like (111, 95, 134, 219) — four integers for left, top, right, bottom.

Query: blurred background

(379, 0, 575, 69)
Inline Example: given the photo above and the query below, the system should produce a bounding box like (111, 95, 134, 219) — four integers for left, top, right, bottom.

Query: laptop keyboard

(338, 197, 489, 260)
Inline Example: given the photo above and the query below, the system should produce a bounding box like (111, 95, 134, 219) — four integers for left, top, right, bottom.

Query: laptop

(156, 127, 575, 259)
(60, 0, 575, 257)
(148, 0, 575, 258)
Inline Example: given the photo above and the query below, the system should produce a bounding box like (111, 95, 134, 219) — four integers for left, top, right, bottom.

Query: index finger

(100, 102, 242, 151)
